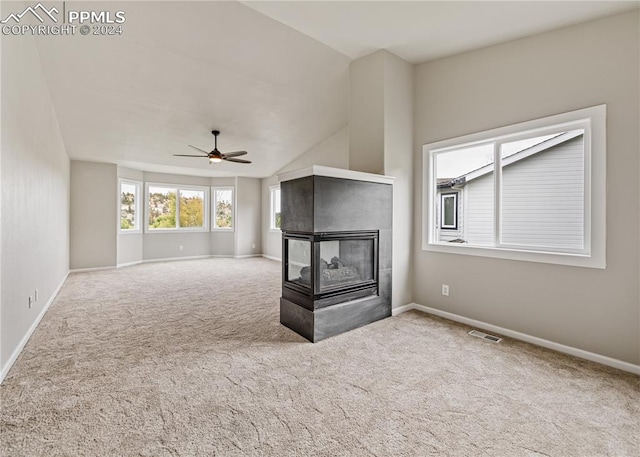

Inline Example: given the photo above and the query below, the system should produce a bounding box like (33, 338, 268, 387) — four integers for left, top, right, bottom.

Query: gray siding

(501, 136, 584, 249)
(464, 171, 495, 246)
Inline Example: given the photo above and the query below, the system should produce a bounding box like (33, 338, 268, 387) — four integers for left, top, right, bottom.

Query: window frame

(440, 192, 458, 230)
(423, 104, 606, 269)
(211, 186, 235, 231)
(118, 179, 142, 234)
(145, 182, 210, 233)
(269, 185, 282, 231)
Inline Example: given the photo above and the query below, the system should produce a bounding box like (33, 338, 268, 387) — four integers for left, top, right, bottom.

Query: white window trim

(145, 182, 210, 233)
(269, 185, 281, 232)
(211, 186, 235, 232)
(118, 179, 142, 234)
(422, 104, 606, 269)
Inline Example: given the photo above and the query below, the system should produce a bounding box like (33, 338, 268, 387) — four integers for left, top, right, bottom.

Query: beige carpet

(1, 258, 638, 456)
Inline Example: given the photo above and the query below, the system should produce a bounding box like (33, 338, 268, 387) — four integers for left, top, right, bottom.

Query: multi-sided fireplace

(278, 166, 393, 342)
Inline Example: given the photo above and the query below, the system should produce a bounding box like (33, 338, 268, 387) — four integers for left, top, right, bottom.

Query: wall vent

(468, 329, 502, 343)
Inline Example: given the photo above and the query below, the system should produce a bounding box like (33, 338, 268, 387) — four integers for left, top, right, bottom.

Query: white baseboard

(395, 303, 640, 376)
(116, 260, 143, 269)
(0, 271, 69, 384)
(211, 255, 234, 258)
(142, 255, 212, 264)
(234, 254, 261, 259)
(69, 265, 115, 273)
(392, 303, 415, 316)
(262, 255, 281, 262)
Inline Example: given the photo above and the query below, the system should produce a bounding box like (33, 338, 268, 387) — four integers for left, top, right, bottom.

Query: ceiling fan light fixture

(210, 157, 222, 163)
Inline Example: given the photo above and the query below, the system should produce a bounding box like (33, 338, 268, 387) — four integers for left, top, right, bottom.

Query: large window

(119, 179, 141, 233)
(212, 187, 234, 230)
(270, 185, 281, 230)
(423, 105, 606, 268)
(146, 183, 208, 232)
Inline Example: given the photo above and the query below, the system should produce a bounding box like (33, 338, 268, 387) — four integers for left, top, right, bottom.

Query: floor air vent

(468, 329, 502, 343)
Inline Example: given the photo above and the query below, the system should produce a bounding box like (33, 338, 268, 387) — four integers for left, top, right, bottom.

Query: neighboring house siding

(501, 136, 584, 249)
(464, 172, 494, 245)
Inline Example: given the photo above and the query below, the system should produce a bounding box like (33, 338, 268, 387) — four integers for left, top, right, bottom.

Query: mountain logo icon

(1, 3, 59, 24)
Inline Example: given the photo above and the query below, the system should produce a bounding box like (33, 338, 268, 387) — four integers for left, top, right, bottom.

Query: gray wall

(413, 11, 640, 364)
(70, 161, 117, 270)
(1, 27, 70, 376)
(236, 177, 261, 257)
(262, 128, 349, 260)
(349, 52, 385, 175)
(349, 50, 414, 309)
(382, 51, 414, 309)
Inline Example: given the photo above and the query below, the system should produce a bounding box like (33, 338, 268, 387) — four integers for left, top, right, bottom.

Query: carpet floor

(1, 257, 638, 456)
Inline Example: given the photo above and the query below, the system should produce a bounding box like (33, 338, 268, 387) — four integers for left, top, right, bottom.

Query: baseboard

(116, 260, 143, 269)
(211, 255, 234, 258)
(262, 255, 281, 262)
(396, 303, 640, 376)
(69, 265, 115, 273)
(234, 254, 261, 259)
(0, 271, 69, 384)
(391, 303, 414, 316)
(142, 255, 212, 264)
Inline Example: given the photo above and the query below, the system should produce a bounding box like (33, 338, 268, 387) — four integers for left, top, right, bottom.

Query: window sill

(145, 229, 209, 234)
(119, 229, 142, 235)
(212, 228, 235, 233)
(423, 241, 605, 269)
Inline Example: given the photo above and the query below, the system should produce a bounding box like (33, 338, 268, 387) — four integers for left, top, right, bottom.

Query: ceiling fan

(174, 130, 252, 164)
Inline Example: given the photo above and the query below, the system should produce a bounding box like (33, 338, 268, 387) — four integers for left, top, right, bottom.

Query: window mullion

(493, 141, 501, 248)
(175, 188, 180, 229)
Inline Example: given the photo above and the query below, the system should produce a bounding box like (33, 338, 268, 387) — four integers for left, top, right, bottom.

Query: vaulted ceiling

(32, 0, 639, 178)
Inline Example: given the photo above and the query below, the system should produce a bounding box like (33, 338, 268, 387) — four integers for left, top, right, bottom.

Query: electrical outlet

(252, 243, 256, 249)
(442, 284, 450, 296)
(179, 245, 184, 251)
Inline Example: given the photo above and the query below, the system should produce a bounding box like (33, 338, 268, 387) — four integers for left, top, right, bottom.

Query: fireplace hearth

(278, 166, 393, 342)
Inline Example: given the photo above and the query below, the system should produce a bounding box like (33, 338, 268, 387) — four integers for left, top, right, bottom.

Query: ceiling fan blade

(222, 150, 248, 158)
(173, 154, 209, 157)
(188, 145, 210, 155)
(224, 157, 252, 164)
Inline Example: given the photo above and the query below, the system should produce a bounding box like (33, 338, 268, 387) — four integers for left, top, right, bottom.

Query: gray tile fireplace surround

(278, 166, 393, 342)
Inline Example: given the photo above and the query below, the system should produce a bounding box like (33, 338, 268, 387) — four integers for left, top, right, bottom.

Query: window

(423, 105, 606, 268)
(270, 185, 281, 230)
(212, 187, 234, 230)
(440, 193, 458, 230)
(146, 183, 208, 232)
(119, 180, 141, 233)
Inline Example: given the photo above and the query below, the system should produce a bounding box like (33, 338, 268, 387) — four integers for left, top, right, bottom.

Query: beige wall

(70, 161, 117, 270)
(1, 25, 70, 377)
(413, 11, 640, 364)
(236, 177, 262, 257)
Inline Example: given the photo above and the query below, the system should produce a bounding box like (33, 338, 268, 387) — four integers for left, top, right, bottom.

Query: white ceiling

(33, 0, 639, 178)
(243, 1, 640, 64)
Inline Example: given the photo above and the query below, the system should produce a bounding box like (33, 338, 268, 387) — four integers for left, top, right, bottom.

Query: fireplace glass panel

(286, 239, 311, 288)
(318, 239, 374, 292)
